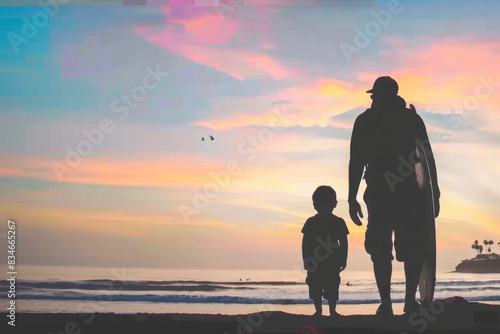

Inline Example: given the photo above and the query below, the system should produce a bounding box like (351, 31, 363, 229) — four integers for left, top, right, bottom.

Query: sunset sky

(1, 0, 500, 272)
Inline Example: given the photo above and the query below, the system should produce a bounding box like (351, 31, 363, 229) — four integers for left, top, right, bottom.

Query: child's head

(312, 185, 337, 214)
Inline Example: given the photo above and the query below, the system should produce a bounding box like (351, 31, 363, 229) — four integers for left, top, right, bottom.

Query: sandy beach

(5, 297, 499, 334)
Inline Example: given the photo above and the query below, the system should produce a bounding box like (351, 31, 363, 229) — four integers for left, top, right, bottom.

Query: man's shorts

(363, 186, 427, 263)
(306, 266, 341, 301)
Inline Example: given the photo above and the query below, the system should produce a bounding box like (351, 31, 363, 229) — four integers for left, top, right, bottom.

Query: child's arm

(301, 219, 313, 270)
(302, 233, 312, 270)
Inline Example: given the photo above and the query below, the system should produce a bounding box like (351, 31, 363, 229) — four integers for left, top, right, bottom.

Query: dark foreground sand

(4, 297, 499, 334)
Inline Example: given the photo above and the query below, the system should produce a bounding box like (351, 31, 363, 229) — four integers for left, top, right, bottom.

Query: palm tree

(483, 240, 493, 254)
(482, 240, 493, 254)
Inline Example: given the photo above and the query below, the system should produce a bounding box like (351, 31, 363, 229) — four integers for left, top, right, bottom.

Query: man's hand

(303, 260, 311, 271)
(349, 200, 363, 226)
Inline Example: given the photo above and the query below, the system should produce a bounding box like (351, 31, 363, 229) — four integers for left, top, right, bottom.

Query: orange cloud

(439, 192, 500, 239)
(267, 135, 350, 154)
(0, 154, 231, 188)
(1, 202, 234, 239)
(195, 79, 369, 130)
(359, 35, 500, 113)
(0, 151, 349, 202)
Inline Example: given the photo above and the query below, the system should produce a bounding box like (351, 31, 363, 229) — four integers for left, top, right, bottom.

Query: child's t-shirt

(301, 213, 349, 269)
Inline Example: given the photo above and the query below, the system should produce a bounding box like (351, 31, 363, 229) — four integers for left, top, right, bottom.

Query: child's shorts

(305, 268, 341, 301)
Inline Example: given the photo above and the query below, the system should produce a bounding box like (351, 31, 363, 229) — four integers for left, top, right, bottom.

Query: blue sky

(1, 0, 500, 271)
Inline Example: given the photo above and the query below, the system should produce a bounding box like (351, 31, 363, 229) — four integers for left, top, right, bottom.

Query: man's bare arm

(348, 117, 365, 226)
(339, 234, 348, 271)
(348, 158, 364, 202)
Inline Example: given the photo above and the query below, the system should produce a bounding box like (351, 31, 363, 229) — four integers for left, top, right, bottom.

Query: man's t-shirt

(301, 213, 349, 269)
(350, 101, 436, 195)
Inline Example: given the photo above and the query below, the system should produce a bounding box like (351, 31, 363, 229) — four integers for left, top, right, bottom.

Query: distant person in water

(302, 185, 349, 317)
(348, 76, 440, 317)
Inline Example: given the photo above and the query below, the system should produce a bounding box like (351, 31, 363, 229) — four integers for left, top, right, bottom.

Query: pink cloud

(184, 14, 240, 45)
(194, 34, 500, 131)
(134, 6, 298, 81)
(178, 45, 298, 81)
(243, 54, 297, 80)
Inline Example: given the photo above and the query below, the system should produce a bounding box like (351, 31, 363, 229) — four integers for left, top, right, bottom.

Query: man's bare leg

(374, 260, 393, 315)
(404, 257, 424, 313)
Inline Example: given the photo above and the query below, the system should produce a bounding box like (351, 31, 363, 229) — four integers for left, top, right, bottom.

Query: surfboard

(412, 104, 437, 307)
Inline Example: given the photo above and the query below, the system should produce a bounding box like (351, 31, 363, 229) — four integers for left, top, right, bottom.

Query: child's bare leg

(328, 300, 338, 316)
(313, 297, 322, 315)
(329, 274, 341, 316)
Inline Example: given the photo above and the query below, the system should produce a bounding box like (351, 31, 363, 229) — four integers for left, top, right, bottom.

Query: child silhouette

(302, 186, 349, 317)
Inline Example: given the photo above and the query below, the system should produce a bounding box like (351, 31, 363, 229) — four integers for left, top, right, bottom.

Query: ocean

(2, 265, 500, 316)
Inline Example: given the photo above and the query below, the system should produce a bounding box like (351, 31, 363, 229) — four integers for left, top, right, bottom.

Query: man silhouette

(348, 76, 440, 316)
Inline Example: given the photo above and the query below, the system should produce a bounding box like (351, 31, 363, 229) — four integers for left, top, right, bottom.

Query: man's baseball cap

(366, 76, 399, 96)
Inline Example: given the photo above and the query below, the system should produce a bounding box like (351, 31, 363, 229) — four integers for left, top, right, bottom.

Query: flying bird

(209, 135, 215, 141)
(201, 137, 205, 141)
